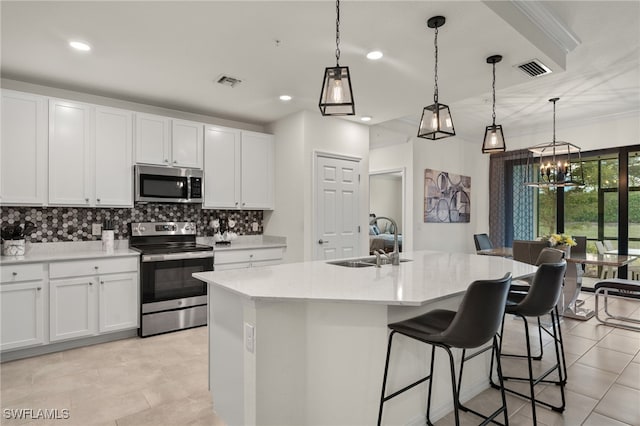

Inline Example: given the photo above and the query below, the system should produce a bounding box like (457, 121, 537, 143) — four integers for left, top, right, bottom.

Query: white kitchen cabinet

(48, 99, 93, 206)
(135, 113, 203, 168)
(49, 99, 133, 207)
(214, 247, 284, 270)
(172, 119, 203, 168)
(94, 106, 133, 207)
(49, 257, 138, 342)
(49, 276, 96, 342)
(0, 90, 48, 205)
(0, 263, 47, 351)
(203, 126, 274, 210)
(98, 272, 138, 333)
(135, 113, 170, 166)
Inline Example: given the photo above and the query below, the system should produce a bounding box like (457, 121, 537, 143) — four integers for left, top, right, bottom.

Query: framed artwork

(424, 169, 471, 223)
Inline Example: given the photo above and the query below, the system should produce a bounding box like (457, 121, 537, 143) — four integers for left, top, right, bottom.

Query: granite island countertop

(193, 249, 537, 306)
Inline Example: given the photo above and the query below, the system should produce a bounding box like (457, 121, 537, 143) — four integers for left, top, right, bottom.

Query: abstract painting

(424, 169, 471, 223)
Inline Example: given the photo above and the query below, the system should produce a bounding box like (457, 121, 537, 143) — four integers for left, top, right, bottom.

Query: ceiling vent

(516, 59, 552, 78)
(216, 75, 242, 88)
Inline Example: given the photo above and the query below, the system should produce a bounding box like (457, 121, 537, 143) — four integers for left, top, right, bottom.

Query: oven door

(141, 254, 213, 304)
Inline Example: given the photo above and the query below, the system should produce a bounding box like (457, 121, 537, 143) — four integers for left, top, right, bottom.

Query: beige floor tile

(560, 333, 597, 356)
(565, 362, 618, 400)
(567, 320, 614, 341)
(576, 346, 634, 374)
(531, 387, 598, 425)
(594, 384, 640, 425)
(616, 361, 640, 390)
(583, 412, 633, 426)
(596, 332, 640, 355)
(115, 394, 213, 426)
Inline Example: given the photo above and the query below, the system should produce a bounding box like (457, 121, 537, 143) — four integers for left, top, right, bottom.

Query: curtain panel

(489, 149, 534, 247)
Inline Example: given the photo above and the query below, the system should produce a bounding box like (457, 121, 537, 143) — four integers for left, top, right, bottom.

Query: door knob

(318, 239, 329, 244)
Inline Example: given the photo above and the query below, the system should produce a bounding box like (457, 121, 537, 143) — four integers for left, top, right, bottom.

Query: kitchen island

(193, 250, 537, 426)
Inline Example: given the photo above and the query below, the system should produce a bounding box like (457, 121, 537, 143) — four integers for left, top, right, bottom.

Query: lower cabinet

(214, 247, 285, 271)
(0, 280, 46, 351)
(49, 258, 138, 342)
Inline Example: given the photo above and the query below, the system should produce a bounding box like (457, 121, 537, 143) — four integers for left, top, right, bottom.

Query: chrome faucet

(371, 216, 400, 265)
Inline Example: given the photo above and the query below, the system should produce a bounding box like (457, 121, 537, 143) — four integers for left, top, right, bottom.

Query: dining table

(477, 246, 639, 321)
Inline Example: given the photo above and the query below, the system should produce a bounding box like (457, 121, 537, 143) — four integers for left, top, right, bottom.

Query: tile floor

(1, 289, 639, 426)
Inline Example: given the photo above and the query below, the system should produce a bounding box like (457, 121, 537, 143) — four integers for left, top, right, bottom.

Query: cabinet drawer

(215, 247, 283, 265)
(1, 263, 46, 283)
(50, 257, 138, 279)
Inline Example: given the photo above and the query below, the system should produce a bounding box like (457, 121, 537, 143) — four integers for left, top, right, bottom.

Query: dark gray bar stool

(491, 261, 567, 425)
(377, 273, 512, 426)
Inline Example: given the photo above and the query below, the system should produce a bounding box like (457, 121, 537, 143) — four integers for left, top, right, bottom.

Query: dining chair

(596, 241, 617, 279)
(473, 233, 493, 251)
(603, 240, 615, 251)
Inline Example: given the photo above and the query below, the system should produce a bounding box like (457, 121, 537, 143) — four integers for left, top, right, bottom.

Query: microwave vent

(516, 59, 552, 78)
(216, 75, 242, 88)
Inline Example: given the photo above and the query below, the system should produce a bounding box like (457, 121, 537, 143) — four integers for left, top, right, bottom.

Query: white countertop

(197, 235, 286, 251)
(193, 250, 538, 306)
(0, 241, 139, 265)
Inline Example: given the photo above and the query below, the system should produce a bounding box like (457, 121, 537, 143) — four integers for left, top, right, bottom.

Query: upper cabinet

(49, 99, 133, 207)
(1, 90, 48, 205)
(135, 113, 203, 168)
(204, 126, 274, 210)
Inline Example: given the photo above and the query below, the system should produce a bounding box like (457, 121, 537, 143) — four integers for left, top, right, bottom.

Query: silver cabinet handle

(235, 202, 238, 206)
(164, 159, 169, 163)
(100, 281, 104, 285)
(242, 202, 246, 206)
(12, 272, 17, 276)
(173, 160, 177, 164)
(94, 266, 99, 270)
(89, 282, 93, 286)
(85, 198, 89, 203)
(318, 240, 329, 244)
(96, 198, 101, 203)
(37, 287, 42, 291)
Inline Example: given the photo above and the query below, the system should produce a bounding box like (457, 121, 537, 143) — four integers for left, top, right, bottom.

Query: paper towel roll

(102, 230, 114, 253)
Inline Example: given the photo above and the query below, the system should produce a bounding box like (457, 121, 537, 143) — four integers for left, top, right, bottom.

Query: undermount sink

(326, 256, 412, 268)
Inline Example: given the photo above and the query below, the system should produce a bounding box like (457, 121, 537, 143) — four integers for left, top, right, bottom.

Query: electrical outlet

(252, 222, 259, 232)
(245, 323, 255, 353)
(92, 223, 102, 236)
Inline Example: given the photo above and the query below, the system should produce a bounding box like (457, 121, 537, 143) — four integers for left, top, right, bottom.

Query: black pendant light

(418, 16, 455, 140)
(524, 98, 584, 187)
(319, 0, 355, 116)
(482, 55, 506, 153)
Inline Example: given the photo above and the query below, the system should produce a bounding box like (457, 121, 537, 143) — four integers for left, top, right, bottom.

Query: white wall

(265, 110, 370, 262)
(370, 175, 403, 232)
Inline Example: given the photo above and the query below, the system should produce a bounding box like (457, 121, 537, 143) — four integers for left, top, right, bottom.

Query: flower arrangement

(538, 233, 577, 247)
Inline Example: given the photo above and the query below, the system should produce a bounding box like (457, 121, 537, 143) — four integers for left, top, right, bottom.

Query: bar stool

(378, 273, 512, 426)
(492, 262, 567, 425)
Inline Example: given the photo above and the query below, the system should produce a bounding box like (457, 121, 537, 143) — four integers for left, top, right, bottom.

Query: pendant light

(319, 0, 355, 116)
(418, 16, 455, 140)
(524, 98, 584, 187)
(482, 55, 506, 153)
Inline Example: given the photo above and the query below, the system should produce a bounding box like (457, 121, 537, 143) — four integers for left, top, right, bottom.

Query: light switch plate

(92, 223, 102, 236)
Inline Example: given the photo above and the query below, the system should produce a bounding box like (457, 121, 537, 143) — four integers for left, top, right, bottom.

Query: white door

(95, 106, 133, 207)
(241, 131, 274, 210)
(314, 155, 360, 260)
(48, 99, 92, 206)
(0, 90, 47, 205)
(203, 126, 241, 209)
(0, 281, 45, 350)
(50, 277, 97, 341)
(172, 119, 203, 168)
(99, 272, 138, 333)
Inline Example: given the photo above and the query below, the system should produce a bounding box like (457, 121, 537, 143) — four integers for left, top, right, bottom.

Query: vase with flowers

(538, 233, 576, 257)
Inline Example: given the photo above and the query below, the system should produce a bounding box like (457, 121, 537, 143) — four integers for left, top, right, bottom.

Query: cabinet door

(0, 90, 47, 205)
(172, 119, 203, 168)
(48, 99, 93, 206)
(241, 132, 274, 209)
(99, 272, 138, 333)
(95, 106, 133, 207)
(203, 126, 241, 209)
(50, 277, 97, 341)
(135, 113, 170, 166)
(0, 281, 46, 350)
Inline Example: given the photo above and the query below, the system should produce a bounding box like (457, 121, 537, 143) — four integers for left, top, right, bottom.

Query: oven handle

(141, 251, 214, 262)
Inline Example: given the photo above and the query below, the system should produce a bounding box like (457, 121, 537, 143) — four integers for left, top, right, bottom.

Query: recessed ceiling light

(69, 41, 91, 51)
(279, 95, 292, 101)
(366, 51, 383, 60)
(360, 116, 372, 122)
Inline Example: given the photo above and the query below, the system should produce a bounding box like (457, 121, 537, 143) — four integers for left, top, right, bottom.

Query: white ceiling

(2, 1, 639, 144)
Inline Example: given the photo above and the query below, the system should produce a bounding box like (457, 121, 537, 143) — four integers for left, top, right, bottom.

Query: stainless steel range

(129, 221, 213, 337)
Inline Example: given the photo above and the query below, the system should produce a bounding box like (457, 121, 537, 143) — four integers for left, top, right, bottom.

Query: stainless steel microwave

(134, 165, 203, 203)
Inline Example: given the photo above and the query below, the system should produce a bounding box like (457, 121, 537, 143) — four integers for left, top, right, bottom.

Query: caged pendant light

(319, 0, 355, 116)
(418, 16, 455, 140)
(482, 55, 506, 153)
(524, 98, 584, 187)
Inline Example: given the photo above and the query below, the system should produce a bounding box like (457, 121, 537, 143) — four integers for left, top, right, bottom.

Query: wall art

(424, 169, 471, 223)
